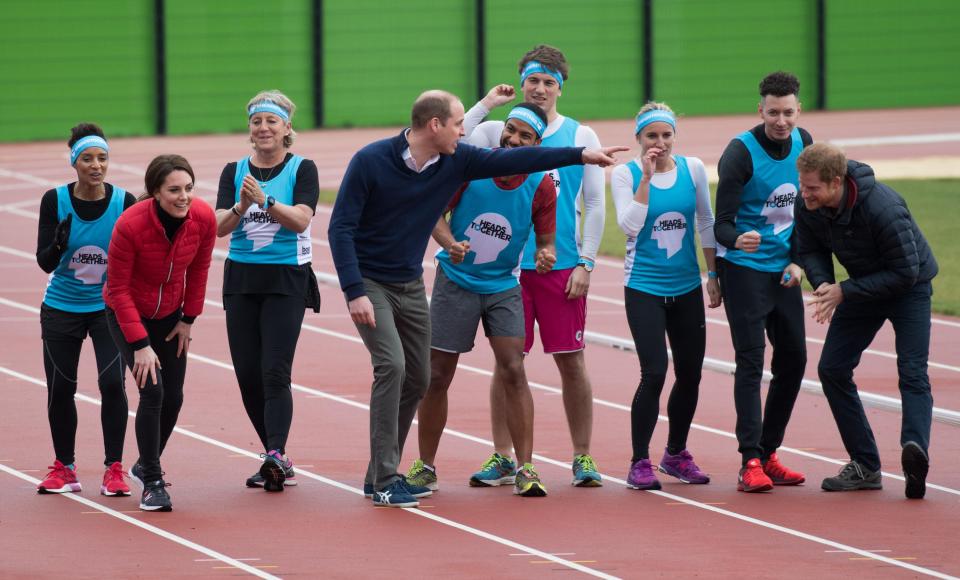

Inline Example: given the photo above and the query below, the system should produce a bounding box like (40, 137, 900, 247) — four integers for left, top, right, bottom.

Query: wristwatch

(576, 257, 595, 272)
(261, 195, 276, 210)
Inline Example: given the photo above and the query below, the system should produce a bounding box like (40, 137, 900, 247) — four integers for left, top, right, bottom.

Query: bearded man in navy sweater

(328, 90, 625, 508)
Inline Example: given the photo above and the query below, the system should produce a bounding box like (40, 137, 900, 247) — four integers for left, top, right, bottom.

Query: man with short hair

(328, 90, 625, 508)
(714, 71, 810, 492)
(795, 142, 937, 499)
(464, 45, 606, 488)
(407, 102, 557, 498)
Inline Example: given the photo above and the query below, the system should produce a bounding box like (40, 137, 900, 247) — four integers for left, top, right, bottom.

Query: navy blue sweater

(328, 129, 584, 300)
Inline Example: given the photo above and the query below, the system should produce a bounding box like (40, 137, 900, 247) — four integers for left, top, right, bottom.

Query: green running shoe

(406, 459, 439, 491)
(514, 463, 547, 497)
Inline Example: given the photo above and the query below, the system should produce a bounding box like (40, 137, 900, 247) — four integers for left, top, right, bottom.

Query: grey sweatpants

(355, 277, 431, 490)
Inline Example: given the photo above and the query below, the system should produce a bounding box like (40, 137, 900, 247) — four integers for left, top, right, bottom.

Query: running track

(2, 106, 959, 579)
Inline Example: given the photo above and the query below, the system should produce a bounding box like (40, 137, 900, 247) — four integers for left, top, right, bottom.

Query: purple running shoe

(658, 449, 710, 484)
(626, 459, 661, 490)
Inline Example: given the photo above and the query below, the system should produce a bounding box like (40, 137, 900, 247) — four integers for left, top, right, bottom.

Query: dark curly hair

(68, 123, 105, 148)
(759, 71, 800, 98)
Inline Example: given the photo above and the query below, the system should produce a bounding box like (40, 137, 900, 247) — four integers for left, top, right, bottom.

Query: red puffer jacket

(104, 197, 217, 344)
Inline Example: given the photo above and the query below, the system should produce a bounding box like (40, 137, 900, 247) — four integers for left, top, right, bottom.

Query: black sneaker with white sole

(246, 467, 298, 488)
(901, 441, 929, 499)
(821, 460, 882, 491)
(140, 480, 172, 512)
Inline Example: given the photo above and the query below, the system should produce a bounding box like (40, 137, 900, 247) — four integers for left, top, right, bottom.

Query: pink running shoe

(101, 462, 131, 496)
(37, 460, 81, 494)
(658, 449, 710, 484)
(626, 459, 661, 490)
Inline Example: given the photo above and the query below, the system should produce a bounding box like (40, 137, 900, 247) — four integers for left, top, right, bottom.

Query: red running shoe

(738, 458, 773, 493)
(763, 453, 805, 485)
(101, 462, 131, 496)
(37, 460, 82, 494)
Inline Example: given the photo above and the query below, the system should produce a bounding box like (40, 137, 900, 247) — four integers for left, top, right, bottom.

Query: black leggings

(40, 305, 127, 467)
(624, 286, 706, 462)
(224, 293, 305, 455)
(105, 308, 187, 483)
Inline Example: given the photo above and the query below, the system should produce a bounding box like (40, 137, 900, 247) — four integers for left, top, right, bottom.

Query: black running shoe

(259, 450, 293, 492)
(821, 461, 882, 491)
(246, 466, 297, 488)
(901, 441, 928, 499)
(140, 480, 172, 512)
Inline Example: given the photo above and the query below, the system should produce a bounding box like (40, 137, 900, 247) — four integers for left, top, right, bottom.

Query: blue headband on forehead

(520, 61, 564, 89)
(248, 101, 290, 122)
(70, 136, 109, 166)
(634, 110, 677, 135)
(505, 106, 546, 138)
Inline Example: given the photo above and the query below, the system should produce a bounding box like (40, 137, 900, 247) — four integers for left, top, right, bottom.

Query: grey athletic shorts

(430, 267, 524, 353)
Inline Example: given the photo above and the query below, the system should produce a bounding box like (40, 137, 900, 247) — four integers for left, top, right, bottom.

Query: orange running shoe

(738, 458, 773, 493)
(763, 453, 805, 485)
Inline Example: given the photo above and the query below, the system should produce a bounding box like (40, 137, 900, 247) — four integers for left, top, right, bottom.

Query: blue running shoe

(469, 453, 517, 487)
(572, 454, 602, 487)
(129, 462, 144, 489)
(372, 479, 419, 508)
(259, 450, 291, 492)
(363, 482, 374, 498)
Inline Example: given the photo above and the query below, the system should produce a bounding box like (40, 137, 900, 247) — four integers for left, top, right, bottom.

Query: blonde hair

(635, 101, 675, 119)
(797, 143, 847, 183)
(247, 90, 297, 148)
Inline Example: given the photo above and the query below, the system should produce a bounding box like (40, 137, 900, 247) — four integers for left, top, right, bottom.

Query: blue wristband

(707, 270, 718, 279)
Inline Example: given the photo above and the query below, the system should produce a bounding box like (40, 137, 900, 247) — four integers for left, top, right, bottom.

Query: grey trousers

(355, 277, 431, 490)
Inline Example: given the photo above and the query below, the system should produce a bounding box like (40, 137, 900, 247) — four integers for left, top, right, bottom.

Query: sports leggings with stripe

(40, 304, 127, 467)
(624, 286, 706, 462)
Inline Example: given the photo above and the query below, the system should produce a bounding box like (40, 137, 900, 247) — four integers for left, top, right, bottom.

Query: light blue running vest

(519, 117, 584, 270)
(228, 155, 312, 266)
(624, 157, 701, 296)
(717, 128, 802, 272)
(437, 173, 544, 294)
(43, 185, 126, 313)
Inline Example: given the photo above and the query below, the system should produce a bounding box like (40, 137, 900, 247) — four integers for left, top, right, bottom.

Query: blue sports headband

(634, 110, 677, 135)
(70, 136, 109, 166)
(247, 101, 290, 122)
(505, 106, 546, 138)
(520, 61, 564, 89)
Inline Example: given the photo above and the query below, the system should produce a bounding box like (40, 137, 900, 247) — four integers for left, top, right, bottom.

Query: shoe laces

(44, 463, 70, 480)
(105, 463, 126, 481)
(520, 464, 539, 478)
(574, 454, 598, 473)
(480, 454, 504, 470)
(839, 461, 865, 480)
(407, 458, 425, 477)
(630, 460, 654, 478)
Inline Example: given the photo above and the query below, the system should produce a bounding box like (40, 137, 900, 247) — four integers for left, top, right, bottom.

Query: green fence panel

(826, 0, 960, 109)
(3, 1, 155, 142)
(483, 0, 643, 123)
(653, 0, 817, 116)
(164, 0, 314, 135)
(323, 0, 476, 127)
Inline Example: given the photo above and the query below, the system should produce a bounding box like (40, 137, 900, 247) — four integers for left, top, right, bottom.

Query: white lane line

(830, 133, 960, 147)
(0, 167, 58, 188)
(0, 462, 279, 579)
(0, 364, 617, 580)
(2, 358, 952, 579)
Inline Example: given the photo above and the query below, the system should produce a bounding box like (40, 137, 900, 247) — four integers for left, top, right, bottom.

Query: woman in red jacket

(104, 154, 216, 512)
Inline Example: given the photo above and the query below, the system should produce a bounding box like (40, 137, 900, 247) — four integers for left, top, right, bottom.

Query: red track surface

(2, 107, 959, 579)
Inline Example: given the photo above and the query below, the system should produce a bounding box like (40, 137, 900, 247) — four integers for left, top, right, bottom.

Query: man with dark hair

(714, 71, 811, 492)
(795, 143, 937, 499)
(406, 102, 557, 498)
(463, 44, 606, 489)
(328, 89, 625, 508)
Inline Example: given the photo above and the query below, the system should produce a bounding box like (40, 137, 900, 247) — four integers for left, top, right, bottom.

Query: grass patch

(321, 178, 958, 315)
